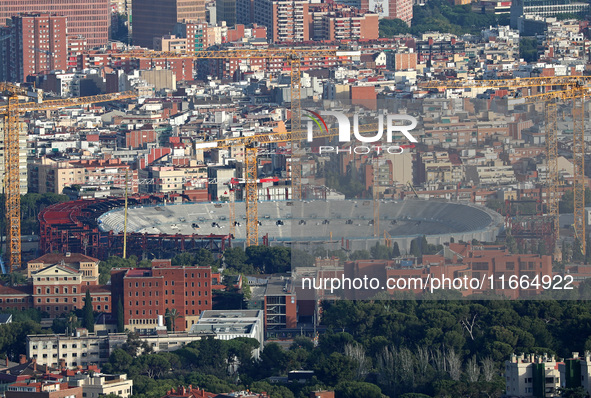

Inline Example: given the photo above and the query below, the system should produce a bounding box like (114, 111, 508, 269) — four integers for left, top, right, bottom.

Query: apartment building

(263, 277, 297, 331)
(173, 22, 207, 53)
(0, 0, 109, 49)
(505, 353, 561, 397)
(417, 152, 464, 185)
(139, 166, 186, 194)
(5, 381, 83, 398)
(153, 35, 188, 53)
(28, 158, 138, 195)
(253, 0, 310, 42)
(465, 160, 517, 186)
(27, 329, 213, 367)
(308, 5, 379, 41)
(0, 14, 67, 83)
(559, 352, 591, 395)
(342, 243, 553, 299)
(110, 260, 213, 332)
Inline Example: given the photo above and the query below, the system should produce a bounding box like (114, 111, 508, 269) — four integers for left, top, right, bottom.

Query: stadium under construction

(38, 196, 504, 259)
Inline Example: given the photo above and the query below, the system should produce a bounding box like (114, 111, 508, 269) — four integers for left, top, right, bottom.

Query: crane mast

(0, 87, 137, 270)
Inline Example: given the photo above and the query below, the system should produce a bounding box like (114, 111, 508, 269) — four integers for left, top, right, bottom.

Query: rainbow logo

(304, 109, 328, 136)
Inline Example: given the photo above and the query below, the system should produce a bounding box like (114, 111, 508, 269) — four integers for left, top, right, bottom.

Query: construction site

(36, 195, 503, 260)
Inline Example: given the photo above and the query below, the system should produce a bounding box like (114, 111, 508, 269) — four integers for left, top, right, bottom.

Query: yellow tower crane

(0, 84, 136, 270)
(420, 76, 591, 254)
(372, 156, 381, 237)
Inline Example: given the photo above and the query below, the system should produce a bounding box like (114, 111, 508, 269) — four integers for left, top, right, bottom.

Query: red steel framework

(38, 197, 232, 260)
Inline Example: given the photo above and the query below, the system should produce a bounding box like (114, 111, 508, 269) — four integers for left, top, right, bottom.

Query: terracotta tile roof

(0, 284, 32, 295)
(29, 253, 99, 265)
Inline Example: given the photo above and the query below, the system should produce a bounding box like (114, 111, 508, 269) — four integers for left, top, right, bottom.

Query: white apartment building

(505, 353, 561, 397)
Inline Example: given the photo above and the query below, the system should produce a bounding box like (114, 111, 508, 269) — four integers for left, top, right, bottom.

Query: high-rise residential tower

(132, 0, 206, 48)
(1, 14, 68, 83)
(0, 0, 109, 48)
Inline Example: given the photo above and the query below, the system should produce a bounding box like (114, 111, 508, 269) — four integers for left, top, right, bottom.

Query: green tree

(223, 247, 248, 271)
(193, 248, 217, 267)
(379, 18, 410, 37)
(165, 308, 181, 332)
(371, 243, 392, 260)
(335, 381, 382, 398)
(410, 239, 421, 257)
(83, 289, 94, 332)
(519, 37, 539, 63)
(107, 349, 133, 372)
(350, 250, 371, 260)
(392, 242, 401, 257)
(313, 352, 356, 385)
(558, 386, 590, 398)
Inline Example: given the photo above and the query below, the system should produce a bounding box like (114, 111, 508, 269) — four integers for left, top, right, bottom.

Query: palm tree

(165, 308, 180, 332)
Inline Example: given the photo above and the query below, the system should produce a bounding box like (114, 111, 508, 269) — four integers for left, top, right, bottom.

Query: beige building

(0, 120, 28, 194)
(139, 69, 177, 91)
(153, 35, 188, 53)
(420, 152, 464, 185)
(139, 166, 185, 194)
(28, 158, 85, 195)
(68, 373, 133, 398)
(27, 253, 99, 283)
(28, 158, 138, 195)
(383, 152, 413, 187)
(465, 160, 516, 186)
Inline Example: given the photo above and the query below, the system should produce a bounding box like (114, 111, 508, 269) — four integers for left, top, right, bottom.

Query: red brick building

(1, 14, 67, 82)
(31, 263, 111, 316)
(0, 0, 109, 49)
(343, 243, 553, 299)
(135, 58, 194, 82)
(0, 285, 33, 312)
(308, 4, 379, 42)
(264, 277, 297, 331)
(110, 260, 212, 332)
(0, 253, 110, 317)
